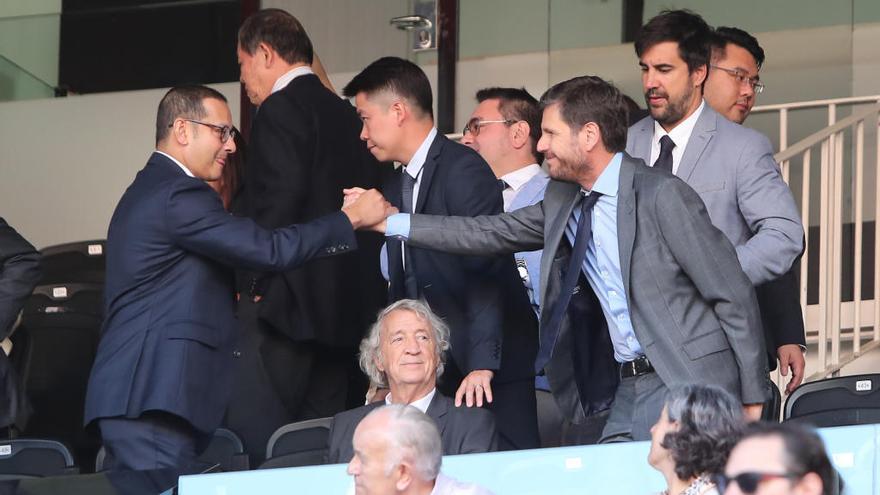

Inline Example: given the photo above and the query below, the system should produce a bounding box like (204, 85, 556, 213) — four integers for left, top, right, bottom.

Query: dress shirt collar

(652, 100, 705, 156)
(403, 127, 438, 179)
(500, 163, 543, 192)
(155, 151, 194, 178)
(585, 152, 622, 198)
(270, 65, 315, 95)
(385, 387, 436, 414)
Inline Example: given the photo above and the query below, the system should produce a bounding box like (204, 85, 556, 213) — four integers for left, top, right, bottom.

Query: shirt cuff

(385, 213, 411, 240)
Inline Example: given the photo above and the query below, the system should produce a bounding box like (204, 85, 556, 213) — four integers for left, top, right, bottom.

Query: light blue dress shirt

(566, 153, 642, 363)
(386, 153, 643, 363)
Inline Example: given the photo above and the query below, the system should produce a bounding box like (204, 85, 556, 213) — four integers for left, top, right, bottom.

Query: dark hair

(238, 8, 314, 65)
(476, 87, 543, 163)
(538, 76, 628, 153)
(155, 85, 228, 145)
(739, 422, 842, 495)
(634, 9, 713, 73)
(661, 384, 745, 481)
(711, 26, 766, 69)
(343, 57, 433, 119)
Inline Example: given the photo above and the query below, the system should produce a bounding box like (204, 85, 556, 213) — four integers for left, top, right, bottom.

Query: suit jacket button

(232, 350, 241, 358)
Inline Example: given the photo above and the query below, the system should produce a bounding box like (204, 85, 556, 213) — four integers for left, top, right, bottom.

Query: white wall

(0, 83, 239, 248)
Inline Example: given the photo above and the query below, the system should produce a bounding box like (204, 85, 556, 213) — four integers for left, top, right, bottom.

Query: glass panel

(0, 11, 60, 102)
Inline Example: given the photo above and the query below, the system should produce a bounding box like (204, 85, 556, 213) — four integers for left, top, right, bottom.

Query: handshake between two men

(341, 188, 397, 231)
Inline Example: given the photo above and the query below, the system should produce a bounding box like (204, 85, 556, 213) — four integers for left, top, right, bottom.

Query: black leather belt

(620, 355, 655, 379)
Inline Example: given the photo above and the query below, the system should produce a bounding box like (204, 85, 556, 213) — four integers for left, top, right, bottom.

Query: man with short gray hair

(328, 299, 496, 463)
(347, 404, 494, 495)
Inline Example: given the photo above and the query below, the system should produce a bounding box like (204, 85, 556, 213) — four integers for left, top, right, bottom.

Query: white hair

(359, 299, 451, 388)
(367, 404, 442, 480)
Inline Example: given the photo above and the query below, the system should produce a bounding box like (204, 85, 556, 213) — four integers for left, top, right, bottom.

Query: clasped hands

(340, 188, 397, 230)
(342, 187, 394, 232)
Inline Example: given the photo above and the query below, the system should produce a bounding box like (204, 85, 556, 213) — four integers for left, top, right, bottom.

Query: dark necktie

(400, 169, 419, 298)
(498, 179, 508, 191)
(535, 191, 603, 374)
(653, 135, 675, 173)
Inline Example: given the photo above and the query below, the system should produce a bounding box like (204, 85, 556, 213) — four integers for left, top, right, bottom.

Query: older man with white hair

(327, 299, 497, 464)
(347, 404, 494, 495)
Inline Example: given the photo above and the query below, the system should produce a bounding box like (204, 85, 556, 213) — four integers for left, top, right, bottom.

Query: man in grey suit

(327, 299, 496, 463)
(354, 75, 769, 442)
(626, 11, 806, 394)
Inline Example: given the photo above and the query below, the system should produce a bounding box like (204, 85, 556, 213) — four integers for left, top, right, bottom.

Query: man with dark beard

(625, 11, 804, 396)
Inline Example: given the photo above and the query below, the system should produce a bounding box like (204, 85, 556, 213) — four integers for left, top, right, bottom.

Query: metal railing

(753, 97, 880, 380)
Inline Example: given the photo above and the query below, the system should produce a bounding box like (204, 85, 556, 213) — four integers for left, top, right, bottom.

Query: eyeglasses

(713, 472, 800, 493)
(710, 65, 765, 93)
(462, 118, 517, 137)
(170, 119, 237, 142)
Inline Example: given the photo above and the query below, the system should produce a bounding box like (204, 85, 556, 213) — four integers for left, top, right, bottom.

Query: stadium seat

(38, 240, 106, 285)
(95, 428, 249, 472)
(0, 438, 78, 479)
(259, 417, 332, 469)
(784, 373, 880, 427)
(11, 283, 104, 471)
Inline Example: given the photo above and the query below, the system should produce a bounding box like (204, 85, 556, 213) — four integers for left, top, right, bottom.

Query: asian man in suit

(342, 57, 540, 450)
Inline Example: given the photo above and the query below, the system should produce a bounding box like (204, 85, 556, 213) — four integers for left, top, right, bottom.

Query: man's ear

(510, 121, 531, 150)
(394, 463, 413, 491)
(172, 119, 189, 145)
(691, 63, 708, 88)
(390, 100, 408, 126)
(258, 42, 275, 69)
(580, 122, 601, 152)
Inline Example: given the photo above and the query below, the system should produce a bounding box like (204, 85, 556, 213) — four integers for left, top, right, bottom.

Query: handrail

(753, 95, 880, 113)
(774, 103, 880, 162)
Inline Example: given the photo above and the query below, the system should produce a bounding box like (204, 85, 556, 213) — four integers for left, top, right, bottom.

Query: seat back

(12, 283, 104, 471)
(784, 374, 880, 427)
(259, 418, 332, 469)
(96, 428, 249, 472)
(0, 438, 78, 478)
(39, 240, 106, 285)
(761, 382, 782, 422)
(197, 428, 249, 472)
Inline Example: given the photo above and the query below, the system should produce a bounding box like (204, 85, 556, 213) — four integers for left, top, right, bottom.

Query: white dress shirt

(649, 100, 705, 175)
(384, 387, 436, 414)
(499, 163, 543, 212)
(431, 473, 495, 495)
(155, 151, 194, 178)
(270, 65, 315, 95)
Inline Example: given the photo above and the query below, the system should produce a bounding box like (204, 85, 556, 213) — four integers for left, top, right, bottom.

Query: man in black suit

(84, 85, 392, 471)
(0, 218, 41, 436)
(327, 299, 496, 463)
(230, 9, 388, 462)
(342, 57, 539, 450)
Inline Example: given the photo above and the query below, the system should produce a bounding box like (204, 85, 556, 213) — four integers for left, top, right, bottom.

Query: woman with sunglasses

(648, 384, 746, 495)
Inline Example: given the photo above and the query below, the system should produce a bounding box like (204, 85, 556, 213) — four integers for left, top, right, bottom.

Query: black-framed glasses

(170, 119, 237, 142)
(710, 65, 765, 94)
(713, 472, 800, 493)
(462, 118, 517, 137)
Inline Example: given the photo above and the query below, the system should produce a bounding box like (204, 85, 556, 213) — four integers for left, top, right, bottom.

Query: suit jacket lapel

(676, 106, 716, 182)
(630, 116, 654, 164)
(617, 156, 637, 300)
(414, 134, 444, 214)
(425, 393, 449, 434)
(540, 182, 581, 304)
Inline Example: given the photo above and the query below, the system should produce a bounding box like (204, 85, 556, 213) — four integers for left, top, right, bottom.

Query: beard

(645, 83, 696, 127)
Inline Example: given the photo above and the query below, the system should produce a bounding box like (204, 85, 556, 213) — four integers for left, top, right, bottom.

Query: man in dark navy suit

(83, 85, 392, 472)
(342, 57, 540, 450)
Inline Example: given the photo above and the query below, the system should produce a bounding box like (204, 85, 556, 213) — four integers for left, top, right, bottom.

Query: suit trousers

(224, 297, 363, 465)
(98, 411, 212, 472)
(439, 359, 540, 451)
(599, 371, 667, 443)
